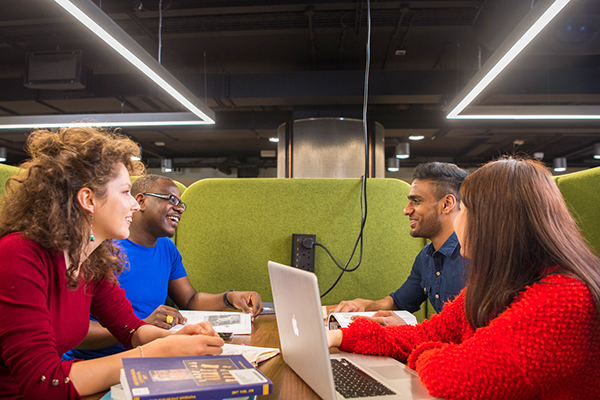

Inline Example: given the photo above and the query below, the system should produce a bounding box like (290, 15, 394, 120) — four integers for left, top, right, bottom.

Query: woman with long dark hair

(327, 156, 600, 399)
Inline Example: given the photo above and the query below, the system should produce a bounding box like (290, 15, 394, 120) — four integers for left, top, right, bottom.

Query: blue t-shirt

(390, 232, 466, 314)
(64, 237, 187, 360)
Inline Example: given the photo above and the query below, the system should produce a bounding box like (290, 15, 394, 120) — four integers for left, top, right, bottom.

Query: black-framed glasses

(143, 193, 186, 211)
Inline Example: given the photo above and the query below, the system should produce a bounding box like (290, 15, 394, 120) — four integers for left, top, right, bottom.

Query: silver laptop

(268, 261, 438, 400)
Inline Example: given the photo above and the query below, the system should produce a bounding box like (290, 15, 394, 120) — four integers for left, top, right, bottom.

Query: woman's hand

(326, 329, 343, 348)
(176, 321, 220, 337)
(155, 332, 224, 356)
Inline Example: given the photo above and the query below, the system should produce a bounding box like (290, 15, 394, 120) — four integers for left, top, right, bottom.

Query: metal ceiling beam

(1, 65, 597, 107)
(115, 2, 484, 19)
(0, 70, 460, 103)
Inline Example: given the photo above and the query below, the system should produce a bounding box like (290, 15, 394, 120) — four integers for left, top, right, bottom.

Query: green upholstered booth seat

(0, 164, 21, 197)
(172, 181, 187, 196)
(555, 166, 600, 257)
(177, 178, 428, 321)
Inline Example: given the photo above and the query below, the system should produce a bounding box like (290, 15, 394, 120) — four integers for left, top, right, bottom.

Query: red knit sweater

(0, 233, 146, 400)
(339, 274, 600, 400)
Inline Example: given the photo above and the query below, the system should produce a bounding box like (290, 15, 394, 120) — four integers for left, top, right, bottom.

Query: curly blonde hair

(0, 127, 145, 287)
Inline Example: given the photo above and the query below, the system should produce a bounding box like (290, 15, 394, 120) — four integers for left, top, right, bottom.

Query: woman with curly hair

(0, 127, 224, 400)
(327, 156, 600, 399)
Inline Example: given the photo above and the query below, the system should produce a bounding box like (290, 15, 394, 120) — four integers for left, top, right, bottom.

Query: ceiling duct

(474, 0, 600, 55)
(473, 0, 534, 52)
(24, 51, 89, 90)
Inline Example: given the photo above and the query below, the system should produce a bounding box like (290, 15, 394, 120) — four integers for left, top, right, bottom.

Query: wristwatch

(223, 289, 237, 309)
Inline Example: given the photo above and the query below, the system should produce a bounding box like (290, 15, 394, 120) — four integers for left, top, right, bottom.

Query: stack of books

(117, 354, 272, 400)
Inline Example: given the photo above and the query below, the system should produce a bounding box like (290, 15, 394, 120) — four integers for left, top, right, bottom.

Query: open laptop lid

(268, 261, 338, 400)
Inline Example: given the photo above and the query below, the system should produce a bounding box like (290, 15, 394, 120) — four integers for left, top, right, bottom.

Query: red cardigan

(0, 233, 145, 400)
(340, 274, 600, 400)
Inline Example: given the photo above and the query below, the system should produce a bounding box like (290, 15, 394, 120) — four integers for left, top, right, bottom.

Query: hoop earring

(89, 215, 95, 242)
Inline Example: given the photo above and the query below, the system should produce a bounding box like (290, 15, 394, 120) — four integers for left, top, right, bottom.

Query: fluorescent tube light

(0, 112, 212, 130)
(449, 105, 600, 120)
(54, 0, 214, 124)
(446, 0, 574, 120)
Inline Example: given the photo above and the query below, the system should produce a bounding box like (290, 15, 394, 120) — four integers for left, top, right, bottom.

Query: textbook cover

(121, 355, 272, 400)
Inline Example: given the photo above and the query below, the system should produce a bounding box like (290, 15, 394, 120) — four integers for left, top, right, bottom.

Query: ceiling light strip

(446, 0, 571, 120)
(454, 105, 600, 120)
(54, 0, 215, 124)
(0, 112, 211, 130)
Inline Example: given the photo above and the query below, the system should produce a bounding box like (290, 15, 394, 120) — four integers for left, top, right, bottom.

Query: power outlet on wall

(291, 234, 316, 272)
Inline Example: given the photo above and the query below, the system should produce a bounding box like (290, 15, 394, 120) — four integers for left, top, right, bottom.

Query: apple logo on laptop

(292, 314, 300, 336)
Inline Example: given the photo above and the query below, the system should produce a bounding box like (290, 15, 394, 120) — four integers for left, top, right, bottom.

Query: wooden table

(84, 314, 321, 400)
(231, 314, 321, 399)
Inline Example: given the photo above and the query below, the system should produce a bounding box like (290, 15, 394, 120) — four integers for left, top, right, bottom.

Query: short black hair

(131, 174, 175, 197)
(412, 162, 468, 202)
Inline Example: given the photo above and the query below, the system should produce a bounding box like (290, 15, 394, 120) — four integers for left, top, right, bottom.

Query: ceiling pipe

(305, 6, 318, 71)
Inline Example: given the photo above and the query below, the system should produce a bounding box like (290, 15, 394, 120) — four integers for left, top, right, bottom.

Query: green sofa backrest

(554, 166, 600, 257)
(177, 178, 428, 320)
(0, 164, 22, 197)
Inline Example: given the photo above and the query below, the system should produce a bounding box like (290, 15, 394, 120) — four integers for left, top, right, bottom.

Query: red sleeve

(339, 290, 469, 361)
(90, 277, 146, 349)
(408, 277, 599, 400)
(340, 276, 599, 400)
(0, 235, 80, 400)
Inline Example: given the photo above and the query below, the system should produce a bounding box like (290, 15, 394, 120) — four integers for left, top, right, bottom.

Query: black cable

(317, 0, 371, 299)
(362, 0, 371, 178)
(320, 174, 368, 298)
(316, 178, 367, 274)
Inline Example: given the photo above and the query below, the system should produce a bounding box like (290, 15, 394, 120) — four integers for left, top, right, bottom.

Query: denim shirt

(390, 232, 467, 314)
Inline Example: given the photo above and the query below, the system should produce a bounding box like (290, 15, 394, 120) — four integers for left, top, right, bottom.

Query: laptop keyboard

(331, 358, 396, 398)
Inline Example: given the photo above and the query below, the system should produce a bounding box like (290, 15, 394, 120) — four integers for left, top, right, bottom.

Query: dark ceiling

(0, 0, 599, 171)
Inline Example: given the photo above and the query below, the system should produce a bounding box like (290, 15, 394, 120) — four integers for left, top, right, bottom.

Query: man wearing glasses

(64, 174, 262, 360)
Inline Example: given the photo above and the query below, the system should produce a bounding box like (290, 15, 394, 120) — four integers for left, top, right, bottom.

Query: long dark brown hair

(0, 127, 145, 287)
(461, 156, 600, 328)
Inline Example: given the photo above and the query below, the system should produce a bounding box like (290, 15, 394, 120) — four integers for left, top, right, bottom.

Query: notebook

(268, 261, 438, 400)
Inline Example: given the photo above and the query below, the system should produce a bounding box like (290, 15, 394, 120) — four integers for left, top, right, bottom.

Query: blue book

(120, 355, 272, 400)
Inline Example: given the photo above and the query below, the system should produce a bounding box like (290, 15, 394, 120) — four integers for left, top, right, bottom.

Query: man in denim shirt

(331, 162, 468, 326)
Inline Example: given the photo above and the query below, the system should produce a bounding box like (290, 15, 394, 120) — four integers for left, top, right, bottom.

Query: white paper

(170, 310, 252, 334)
(328, 310, 417, 329)
(221, 343, 280, 366)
